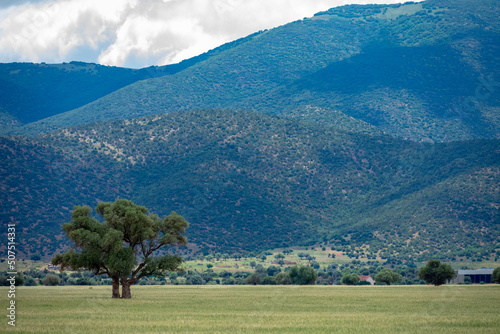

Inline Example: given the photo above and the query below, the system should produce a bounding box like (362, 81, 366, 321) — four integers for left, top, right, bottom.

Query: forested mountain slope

(2, 110, 498, 260)
(15, 0, 500, 141)
(0, 32, 261, 134)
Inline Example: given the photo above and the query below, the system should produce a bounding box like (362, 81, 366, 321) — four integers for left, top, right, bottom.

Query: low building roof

(457, 269, 494, 275)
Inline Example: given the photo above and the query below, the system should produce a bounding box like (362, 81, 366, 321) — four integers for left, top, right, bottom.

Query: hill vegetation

(0, 32, 263, 133)
(1, 0, 499, 268)
(2, 109, 498, 262)
(13, 0, 500, 141)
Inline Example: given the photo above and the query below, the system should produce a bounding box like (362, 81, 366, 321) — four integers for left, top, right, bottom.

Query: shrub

(42, 274, 60, 286)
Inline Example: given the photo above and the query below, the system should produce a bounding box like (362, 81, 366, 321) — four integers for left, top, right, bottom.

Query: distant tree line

(6, 260, 496, 287)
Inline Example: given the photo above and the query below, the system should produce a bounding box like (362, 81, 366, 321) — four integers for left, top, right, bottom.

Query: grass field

(1, 285, 499, 333)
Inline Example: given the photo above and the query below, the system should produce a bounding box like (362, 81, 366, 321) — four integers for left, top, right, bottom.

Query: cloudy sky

(0, 0, 412, 68)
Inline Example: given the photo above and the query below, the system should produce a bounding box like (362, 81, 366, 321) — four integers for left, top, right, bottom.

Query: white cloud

(0, 0, 419, 68)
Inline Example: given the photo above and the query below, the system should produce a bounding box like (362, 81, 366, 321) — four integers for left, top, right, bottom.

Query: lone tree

(375, 268, 403, 285)
(52, 199, 188, 298)
(418, 259, 455, 286)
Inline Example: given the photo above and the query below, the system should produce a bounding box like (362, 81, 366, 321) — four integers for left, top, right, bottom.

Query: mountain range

(0, 0, 499, 262)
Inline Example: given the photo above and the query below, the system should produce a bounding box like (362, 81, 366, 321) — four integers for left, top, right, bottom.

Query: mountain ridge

(9, 0, 500, 142)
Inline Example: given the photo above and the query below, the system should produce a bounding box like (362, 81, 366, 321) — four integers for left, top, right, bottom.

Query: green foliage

(266, 266, 280, 277)
(246, 273, 262, 285)
(24, 276, 37, 286)
(356, 280, 372, 286)
(42, 274, 60, 286)
(288, 266, 317, 285)
(15, 0, 500, 142)
(274, 272, 292, 285)
(0, 52, 226, 132)
(492, 267, 500, 284)
(1, 1, 500, 264)
(341, 273, 360, 285)
(30, 254, 41, 261)
(0, 273, 25, 286)
(52, 199, 188, 298)
(374, 269, 403, 285)
(2, 109, 500, 259)
(185, 272, 204, 285)
(418, 259, 456, 286)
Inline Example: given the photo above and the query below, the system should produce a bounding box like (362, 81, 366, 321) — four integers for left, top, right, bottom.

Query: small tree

(492, 267, 500, 284)
(274, 253, 285, 260)
(246, 273, 262, 285)
(186, 272, 203, 285)
(42, 274, 60, 286)
(289, 265, 317, 285)
(52, 199, 188, 298)
(341, 273, 359, 285)
(418, 259, 455, 286)
(275, 272, 292, 285)
(305, 254, 316, 263)
(267, 265, 280, 277)
(254, 264, 267, 277)
(375, 268, 403, 285)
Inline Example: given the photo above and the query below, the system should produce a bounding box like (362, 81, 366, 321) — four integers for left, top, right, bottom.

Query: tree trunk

(121, 280, 132, 299)
(112, 276, 120, 298)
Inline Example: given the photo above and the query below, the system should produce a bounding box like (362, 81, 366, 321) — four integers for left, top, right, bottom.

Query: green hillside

(2, 109, 498, 261)
(0, 62, 154, 131)
(16, 0, 500, 141)
(0, 33, 262, 134)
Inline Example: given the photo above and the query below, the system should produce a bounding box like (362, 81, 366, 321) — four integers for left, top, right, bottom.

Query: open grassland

(1, 285, 499, 333)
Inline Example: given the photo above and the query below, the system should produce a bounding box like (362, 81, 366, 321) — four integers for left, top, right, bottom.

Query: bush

(24, 276, 37, 286)
(186, 273, 204, 285)
(341, 273, 360, 285)
(274, 272, 292, 285)
(492, 267, 500, 284)
(357, 280, 372, 286)
(261, 276, 276, 285)
(375, 268, 403, 285)
(246, 273, 262, 285)
(289, 266, 317, 285)
(76, 277, 93, 285)
(0, 273, 25, 286)
(267, 265, 280, 277)
(42, 274, 60, 286)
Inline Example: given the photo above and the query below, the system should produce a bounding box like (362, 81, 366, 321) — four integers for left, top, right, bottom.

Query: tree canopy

(375, 268, 403, 285)
(52, 199, 188, 298)
(288, 266, 317, 285)
(492, 267, 500, 284)
(341, 273, 360, 285)
(418, 259, 455, 286)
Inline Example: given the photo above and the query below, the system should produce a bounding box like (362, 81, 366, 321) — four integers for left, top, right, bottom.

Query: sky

(0, 0, 413, 69)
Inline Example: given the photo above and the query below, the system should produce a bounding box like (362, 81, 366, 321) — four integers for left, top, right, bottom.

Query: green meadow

(2, 285, 499, 333)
